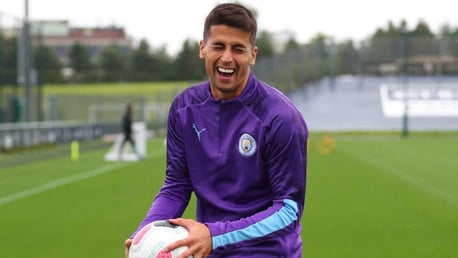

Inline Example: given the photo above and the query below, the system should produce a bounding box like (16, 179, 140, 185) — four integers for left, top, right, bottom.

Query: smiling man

(125, 3, 308, 258)
(200, 20, 256, 100)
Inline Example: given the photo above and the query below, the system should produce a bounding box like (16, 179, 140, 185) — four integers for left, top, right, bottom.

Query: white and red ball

(129, 220, 191, 258)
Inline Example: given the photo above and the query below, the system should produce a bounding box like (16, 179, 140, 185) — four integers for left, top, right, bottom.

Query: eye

(234, 48, 245, 53)
(232, 45, 247, 53)
(212, 44, 225, 51)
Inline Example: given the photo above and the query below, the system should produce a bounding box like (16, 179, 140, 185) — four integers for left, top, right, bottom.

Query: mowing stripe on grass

(0, 149, 165, 207)
(338, 142, 458, 208)
(0, 162, 126, 207)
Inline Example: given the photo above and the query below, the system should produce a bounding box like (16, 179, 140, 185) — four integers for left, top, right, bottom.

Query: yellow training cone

(71, 140, 79, 161)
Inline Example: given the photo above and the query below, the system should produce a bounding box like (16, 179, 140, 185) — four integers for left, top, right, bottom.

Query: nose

(221, 49, 233, 63)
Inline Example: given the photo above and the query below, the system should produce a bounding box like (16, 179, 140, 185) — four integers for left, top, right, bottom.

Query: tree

(308, 33, 329, 58)
(372, 20, 406, 38)
(98, 44, 128, 81)
(0, 36, 18, 85)
(172, 39, 204, 80)
(284, 37, 300, 52)
(68, 42, 91, 82)
(129, 39, 156, 81)
(410, 20, 434, 37)
(408, 20, 436, 57)
(129, 41, 172, 81)
(150, 45, 173, 80)
(451, 25, 458, 36)
(335, 40, 359, 75)
(256, 30, 275, 58)
(34, 45, 62, 83)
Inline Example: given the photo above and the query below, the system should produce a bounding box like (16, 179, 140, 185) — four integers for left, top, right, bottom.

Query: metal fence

(49, 94, 170, 134)
(253, 36, 458, 91)
(2, 32, 458, 130)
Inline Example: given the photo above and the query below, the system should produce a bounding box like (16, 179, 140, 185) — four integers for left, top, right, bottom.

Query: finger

(172, 242, 198, 258)
(124, 239, 132, 258)
(125, 238, 132, 248)
(169, 218, 194, 230)
(176, 248, 195, 258)
(164, 238, 188, 253)
(167, 218, 184, 226)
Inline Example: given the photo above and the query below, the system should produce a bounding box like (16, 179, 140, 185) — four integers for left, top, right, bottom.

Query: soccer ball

(129, 220, 191, 258)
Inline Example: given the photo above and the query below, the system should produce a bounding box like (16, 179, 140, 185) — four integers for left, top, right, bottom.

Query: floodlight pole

(0, 12, 3, 90)
(23, 0, 32, 122)
(401, 30, 409, 138)
(327, 38, 336, 90)
(402, 78, 409, 138)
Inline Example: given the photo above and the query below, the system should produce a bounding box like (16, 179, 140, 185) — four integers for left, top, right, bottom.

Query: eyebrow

(212, 41, 248, 50)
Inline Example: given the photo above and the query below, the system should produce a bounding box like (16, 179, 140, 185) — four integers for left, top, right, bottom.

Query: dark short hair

(203, 3, 257, 46)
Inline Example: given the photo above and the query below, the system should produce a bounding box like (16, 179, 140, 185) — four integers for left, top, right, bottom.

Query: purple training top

(131, 72, 308, 257)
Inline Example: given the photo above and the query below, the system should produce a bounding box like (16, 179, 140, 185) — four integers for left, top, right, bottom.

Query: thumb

(125, 239, 133, 258)
(125, 238, 133, 248)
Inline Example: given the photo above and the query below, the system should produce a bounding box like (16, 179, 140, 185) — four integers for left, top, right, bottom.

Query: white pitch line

(0, 162, 125, 207)
(0, 147, 166, 207)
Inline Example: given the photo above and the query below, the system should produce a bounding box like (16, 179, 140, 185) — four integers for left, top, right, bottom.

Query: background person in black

(119, 102, 137, 160)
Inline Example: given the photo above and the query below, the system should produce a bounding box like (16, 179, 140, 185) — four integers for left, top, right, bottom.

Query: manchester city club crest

(238, 133, 257, 156)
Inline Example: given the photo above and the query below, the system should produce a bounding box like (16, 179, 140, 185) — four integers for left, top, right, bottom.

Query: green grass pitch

(0, 134, 457, 257)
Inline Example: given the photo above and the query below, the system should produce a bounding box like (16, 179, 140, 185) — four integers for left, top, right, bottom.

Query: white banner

(380, 83, 458, 117)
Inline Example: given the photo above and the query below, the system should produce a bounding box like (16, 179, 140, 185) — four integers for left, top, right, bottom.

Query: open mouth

(217, 67, 235, 78)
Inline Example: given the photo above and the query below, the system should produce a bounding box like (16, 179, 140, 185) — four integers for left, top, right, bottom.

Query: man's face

(199, 25, 258, 100)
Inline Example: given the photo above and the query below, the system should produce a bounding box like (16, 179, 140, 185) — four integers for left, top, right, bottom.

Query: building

(30, 20, 133, 65)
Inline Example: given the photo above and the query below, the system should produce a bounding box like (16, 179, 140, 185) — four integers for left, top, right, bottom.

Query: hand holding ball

(129, 220, 192, 258)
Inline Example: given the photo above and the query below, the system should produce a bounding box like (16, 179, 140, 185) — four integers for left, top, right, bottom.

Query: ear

(199, 40, 206, 59)
(249, 46, 258, 65)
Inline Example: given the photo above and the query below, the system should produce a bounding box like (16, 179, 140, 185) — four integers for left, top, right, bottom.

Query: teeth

(218, 67, 234, 73)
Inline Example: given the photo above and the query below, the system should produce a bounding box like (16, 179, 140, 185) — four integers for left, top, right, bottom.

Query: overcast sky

(1, 0, 457, 54)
